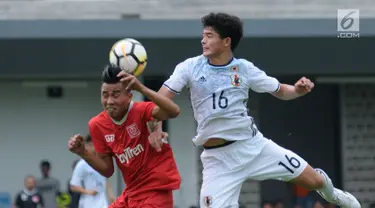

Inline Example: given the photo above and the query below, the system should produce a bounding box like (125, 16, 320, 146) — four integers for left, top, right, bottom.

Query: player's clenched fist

(68, 134, 85, 155)
(294, 77, 315, 95)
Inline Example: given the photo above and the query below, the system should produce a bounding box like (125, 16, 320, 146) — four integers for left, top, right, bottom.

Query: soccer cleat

(330, 188, 361, 208)
(315, 169, 361, 208)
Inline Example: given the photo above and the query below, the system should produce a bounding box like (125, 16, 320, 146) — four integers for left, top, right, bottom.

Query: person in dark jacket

(15, 175, 44, 208)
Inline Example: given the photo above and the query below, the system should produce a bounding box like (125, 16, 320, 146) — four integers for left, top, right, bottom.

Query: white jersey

(70, 159, 108, 208)
(164, 55, 280, 145)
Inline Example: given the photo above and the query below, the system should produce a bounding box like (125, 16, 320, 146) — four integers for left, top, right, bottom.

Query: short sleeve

(70, 162, 84, 187)
(141, 102, 157, 121)
(89, 120, 111, 154)
(163, 59, 191, 94)
(244, 60, 280, 93)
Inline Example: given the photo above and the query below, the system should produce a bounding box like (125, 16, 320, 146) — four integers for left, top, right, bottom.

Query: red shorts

(109, 190, 173, 208)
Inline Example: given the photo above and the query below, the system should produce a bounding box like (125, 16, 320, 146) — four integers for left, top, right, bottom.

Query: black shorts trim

(203, 140, 236, 149)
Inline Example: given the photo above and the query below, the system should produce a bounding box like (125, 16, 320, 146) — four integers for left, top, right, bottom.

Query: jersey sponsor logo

(31, 195, 40, 203)
(21, 193, 27, 201)
(231, 74, 241, 87)
(105, 134, 115, 143)
(116, 144, 144, 164)
(198, 76, 207, 83)
(126, 123, 141, 139)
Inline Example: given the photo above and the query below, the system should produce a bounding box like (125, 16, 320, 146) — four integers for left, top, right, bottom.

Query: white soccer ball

(109, 38, 147, 77)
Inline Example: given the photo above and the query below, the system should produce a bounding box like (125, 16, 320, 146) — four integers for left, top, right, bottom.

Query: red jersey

(89, 101, 181, 200)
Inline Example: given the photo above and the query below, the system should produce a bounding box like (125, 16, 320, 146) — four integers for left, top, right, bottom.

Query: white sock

(315, 168, 336, 202)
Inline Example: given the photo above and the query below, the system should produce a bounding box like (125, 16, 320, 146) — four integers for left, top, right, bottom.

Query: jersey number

(212, 90, 228, 109)
(278, 155, 301, 174)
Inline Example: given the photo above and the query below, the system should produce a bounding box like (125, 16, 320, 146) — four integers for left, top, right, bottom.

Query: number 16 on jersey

(212, 90, 228, 109)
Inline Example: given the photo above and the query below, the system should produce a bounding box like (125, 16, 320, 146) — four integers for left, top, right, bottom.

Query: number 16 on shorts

(278, 155, 301, 174)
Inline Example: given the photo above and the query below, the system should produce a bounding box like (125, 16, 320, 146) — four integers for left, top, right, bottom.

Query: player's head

(84, 134, 95, 154)
(24, 175, 36, 190)
(40, 160, 51, 177)
(201, 12, 243, 57)
(101, 64, 133, 121)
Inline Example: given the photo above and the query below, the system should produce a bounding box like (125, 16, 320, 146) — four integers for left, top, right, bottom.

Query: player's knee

(295, 166, 325, 190)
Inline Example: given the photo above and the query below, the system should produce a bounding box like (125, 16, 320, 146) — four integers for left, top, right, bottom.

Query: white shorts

(199, 135, 308, 208)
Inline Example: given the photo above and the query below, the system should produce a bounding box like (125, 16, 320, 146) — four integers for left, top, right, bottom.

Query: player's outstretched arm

(272, 77, 314, 100)
(81, 151, 114, 178)
(151, 86, 178, 132)
(118, 72, 180, 120)
(68, 135, 114, 178)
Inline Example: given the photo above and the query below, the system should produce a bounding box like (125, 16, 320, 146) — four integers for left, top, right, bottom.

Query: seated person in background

(15, 175, 44, 208)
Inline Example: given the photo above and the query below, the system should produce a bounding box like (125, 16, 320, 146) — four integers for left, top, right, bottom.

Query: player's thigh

(248, 140, 308, 181)
(200, 149, 247, 208)
(200, 174, 243, 208)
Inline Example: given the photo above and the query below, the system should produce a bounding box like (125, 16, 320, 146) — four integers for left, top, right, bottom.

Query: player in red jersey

(68, 64, 181, 208)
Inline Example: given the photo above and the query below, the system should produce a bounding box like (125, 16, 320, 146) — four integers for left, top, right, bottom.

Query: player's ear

(223, 37, 231, 48)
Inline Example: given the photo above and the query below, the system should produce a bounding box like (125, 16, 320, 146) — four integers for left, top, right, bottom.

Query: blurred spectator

(36, 160, 60, 208)
(15, 175, 44, 208)
(293, 184, 313, 208)
(274, 200, 285, 208)
(313, 201, 324, 208)
(263, 202, 274, 208)
(369, 203, 375, 208)
(67, 159, 80, 208)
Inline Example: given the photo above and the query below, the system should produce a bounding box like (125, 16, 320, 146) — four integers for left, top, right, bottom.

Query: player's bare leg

(291, 165, 361, 208)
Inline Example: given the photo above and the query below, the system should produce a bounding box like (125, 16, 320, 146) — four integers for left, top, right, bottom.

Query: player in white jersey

(70, 135, 116, 208)
(146, 12, 361, 208)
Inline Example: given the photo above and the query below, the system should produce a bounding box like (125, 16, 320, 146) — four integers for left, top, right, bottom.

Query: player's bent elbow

(169, 106, 180, 118)
(102, 168, 114, 178)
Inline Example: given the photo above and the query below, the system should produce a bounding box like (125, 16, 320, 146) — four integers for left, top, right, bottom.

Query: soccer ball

(109, 38, 147, 77)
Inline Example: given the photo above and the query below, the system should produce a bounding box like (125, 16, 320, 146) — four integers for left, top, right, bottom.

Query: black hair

(101, 64, 122, 84)
(40, 160, 51, 168)
(201, 12, 243, 51)
(85, 134, 92, 143)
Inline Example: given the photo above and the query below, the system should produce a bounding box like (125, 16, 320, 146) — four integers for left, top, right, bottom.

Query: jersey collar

(111, 101, 134, 126)
(23, 188, 37, 196)
(207, 57, 234, 67)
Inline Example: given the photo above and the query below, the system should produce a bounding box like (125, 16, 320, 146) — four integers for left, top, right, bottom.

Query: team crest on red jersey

(231, 74, 241, 87)
(126, 123, 141, 139)
(203, 196, 213, 207)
